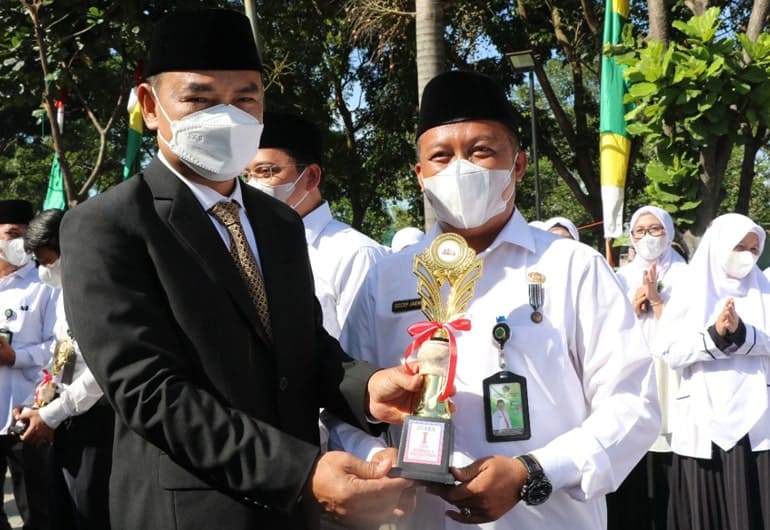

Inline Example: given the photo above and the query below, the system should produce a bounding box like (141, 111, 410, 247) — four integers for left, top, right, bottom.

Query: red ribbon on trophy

(402, 317, 471, 402)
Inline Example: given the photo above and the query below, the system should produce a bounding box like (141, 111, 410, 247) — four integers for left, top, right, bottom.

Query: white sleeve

(532, 257, 660, 500)
(656, 324, 770, 370)
(334, 246, 387, 334)
(328, 270, 391, 460)
(38, 366, 104, 429)
(13, 288, 57, 369)
(322, 410, 388, 461)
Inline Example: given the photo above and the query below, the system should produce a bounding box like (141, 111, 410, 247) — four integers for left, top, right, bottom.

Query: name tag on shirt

(391, 298, 422, 313)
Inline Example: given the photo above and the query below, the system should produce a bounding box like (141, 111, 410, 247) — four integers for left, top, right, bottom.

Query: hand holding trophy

(392, 233, 482, 483)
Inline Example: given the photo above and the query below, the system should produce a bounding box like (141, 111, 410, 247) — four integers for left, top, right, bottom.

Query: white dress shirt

(303, 201, 388, 338)
(37, 295, 104, 429)
(335, 210, 660, 530)
(0, 262, 57, 433)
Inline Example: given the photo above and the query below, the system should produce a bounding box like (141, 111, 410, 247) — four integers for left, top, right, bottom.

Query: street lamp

(506, 50, 541, 221)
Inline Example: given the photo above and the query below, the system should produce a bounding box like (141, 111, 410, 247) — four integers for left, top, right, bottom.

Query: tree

(615, 6, 770, 249)
(0, 1, 236, 210)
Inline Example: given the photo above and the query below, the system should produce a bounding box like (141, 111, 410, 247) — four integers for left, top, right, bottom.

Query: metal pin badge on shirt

(4, 308, 13, 320)
(527, 272, 545, 323)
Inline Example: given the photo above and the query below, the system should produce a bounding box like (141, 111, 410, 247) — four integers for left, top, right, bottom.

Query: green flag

(43, 154, 66, 210)
(599, 0, 631, 238)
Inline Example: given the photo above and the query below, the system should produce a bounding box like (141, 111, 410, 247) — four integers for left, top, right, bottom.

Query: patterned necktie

(209, 201, 273, 340)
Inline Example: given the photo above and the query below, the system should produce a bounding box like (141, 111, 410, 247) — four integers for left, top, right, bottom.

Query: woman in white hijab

(616, 205, 688, 322)
(608, 205, 689, 530)
(541, 216, 580, 241)
(655, 213, 770, 530)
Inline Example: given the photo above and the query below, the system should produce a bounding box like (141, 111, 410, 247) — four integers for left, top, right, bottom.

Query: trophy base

(391, 415, 455, 485)
(388, 465, 456, 485)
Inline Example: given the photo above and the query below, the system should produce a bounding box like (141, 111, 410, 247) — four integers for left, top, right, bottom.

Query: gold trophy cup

(393, 233, 482, 483)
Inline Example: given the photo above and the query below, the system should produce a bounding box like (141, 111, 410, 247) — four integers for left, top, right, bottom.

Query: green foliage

(614, 6, 770, 228)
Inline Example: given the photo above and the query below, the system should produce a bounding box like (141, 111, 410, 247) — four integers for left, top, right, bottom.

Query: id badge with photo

(482, 370, 530, 442)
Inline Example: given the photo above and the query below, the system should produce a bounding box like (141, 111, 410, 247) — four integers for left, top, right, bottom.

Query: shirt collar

(426, 209, 537, 256)
(0, 261, 36, 284)
(158, 152, 244, 209)
(303, 201, 333, 246)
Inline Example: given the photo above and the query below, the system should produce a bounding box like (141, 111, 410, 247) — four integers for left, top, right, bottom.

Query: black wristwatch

(516, 453, 552, 505)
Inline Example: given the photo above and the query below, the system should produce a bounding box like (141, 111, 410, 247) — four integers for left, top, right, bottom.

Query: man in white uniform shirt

(245, 111, 388, 338)
(335, 71, 660, 529)
(0, 199, 57, 530)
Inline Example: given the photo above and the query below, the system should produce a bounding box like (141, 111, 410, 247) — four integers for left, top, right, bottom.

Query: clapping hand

(715, 297, 740, 337)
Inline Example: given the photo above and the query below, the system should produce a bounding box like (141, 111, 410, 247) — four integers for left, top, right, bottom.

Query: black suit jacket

(60, 157, 380, 530)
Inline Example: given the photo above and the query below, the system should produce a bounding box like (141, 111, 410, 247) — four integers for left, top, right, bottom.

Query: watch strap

(517, 453, 544, 478)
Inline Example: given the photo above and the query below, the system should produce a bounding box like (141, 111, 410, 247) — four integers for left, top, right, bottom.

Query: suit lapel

(143, 159, 271, 347)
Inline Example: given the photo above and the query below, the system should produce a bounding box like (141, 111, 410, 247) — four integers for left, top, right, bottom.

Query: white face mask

(248, 167, 307, 204)
(0, 238, 31, 267)
(38, 258, 62, 288)
(423, 158, 515, 230)
(153, 88, 263, 182)
(634, 234, 667, 261)
(723, 250, 758, 279)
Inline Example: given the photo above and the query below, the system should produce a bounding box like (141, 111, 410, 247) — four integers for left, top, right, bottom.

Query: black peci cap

(259, 112, 323, 164)
(417, 71, 519, 138)
(143, 9, 262, 78)
(0, 200, 34, 225)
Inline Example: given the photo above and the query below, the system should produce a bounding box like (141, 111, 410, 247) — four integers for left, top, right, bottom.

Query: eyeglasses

(242, 163, 305, 180)
(631, 225, 665, 238)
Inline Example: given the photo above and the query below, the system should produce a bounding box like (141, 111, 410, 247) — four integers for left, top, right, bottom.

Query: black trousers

(1, 456, 12, 530)
(606, 451, 673, 530)
(49, 403, 113, 530)
(0, 434, 53, 530)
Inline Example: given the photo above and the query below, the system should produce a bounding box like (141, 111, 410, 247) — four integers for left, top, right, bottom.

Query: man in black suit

(59, 9, 419, 530)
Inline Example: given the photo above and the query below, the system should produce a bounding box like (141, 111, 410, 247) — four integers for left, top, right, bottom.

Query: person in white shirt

(333, 70, 660, 530)
(391, 227, 425, 253)
(491, 400, 512, 434)
(243, 112, 399, 529)
(655, 213, 770, 530)
(608, 205, 690, 530)
(244, 111, 389, 339)
(13, 209, 113, 530)
(0, 199, 57, 530)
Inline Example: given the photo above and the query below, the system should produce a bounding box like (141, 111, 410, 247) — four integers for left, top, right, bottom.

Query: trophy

(393, 233, 482, 483)
(10, 335, 75, 435)
(35, 337, 74, 407)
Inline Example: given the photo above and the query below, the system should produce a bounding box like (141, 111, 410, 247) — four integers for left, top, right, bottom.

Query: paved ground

(2, 470, 22, 529)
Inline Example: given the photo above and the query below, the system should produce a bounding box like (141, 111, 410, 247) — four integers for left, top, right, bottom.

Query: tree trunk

(736, 125, 767, 214)
(689, 135, 733, 242)
(415, 0, 444, 233)
(684, 0, 711, 16)
(646, 0, 668, 42)
(745, 0, 770, 41)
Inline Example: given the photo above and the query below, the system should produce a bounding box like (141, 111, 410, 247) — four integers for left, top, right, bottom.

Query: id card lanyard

(483, 316, 531, 442)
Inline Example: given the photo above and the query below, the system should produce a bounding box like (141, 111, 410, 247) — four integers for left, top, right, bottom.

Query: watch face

(525, 480, 553, 505)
